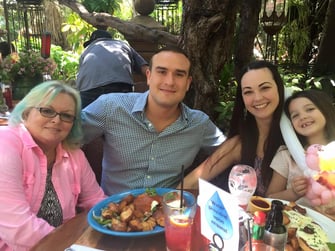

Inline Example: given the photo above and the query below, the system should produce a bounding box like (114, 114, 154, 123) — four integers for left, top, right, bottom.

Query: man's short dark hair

(149, 45, 191, 73)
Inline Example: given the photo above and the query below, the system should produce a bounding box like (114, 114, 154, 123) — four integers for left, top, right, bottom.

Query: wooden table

(30, 210, 166, 251)
(0, 118, 8, 126)
(31, 190, 200, 251)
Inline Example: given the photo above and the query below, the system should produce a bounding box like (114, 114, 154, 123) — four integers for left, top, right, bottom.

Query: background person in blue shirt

(81, 46, 226, 195)
(76, 29, 148, 108)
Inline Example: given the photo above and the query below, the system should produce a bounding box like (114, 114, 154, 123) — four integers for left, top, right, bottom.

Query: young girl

(267, 89, 335, 218)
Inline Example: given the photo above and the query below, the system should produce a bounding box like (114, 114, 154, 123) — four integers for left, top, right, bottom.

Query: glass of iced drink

(162, 190, 197, 251)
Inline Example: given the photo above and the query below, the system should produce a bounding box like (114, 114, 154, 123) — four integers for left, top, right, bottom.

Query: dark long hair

(284, 89, 335, 147)
(229, 60, 285, 188)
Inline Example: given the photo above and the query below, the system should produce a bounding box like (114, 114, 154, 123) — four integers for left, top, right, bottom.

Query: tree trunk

(234, 0, 262, 78)
(312, 0, 335, 76)
(180, 0, 239, 122)
(58, 0, 178, 45)
(311, 0, 335, 98)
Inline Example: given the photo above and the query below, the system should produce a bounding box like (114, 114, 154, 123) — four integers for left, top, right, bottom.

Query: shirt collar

(132, 91, 149, 114)
(131, 91, 189, 124)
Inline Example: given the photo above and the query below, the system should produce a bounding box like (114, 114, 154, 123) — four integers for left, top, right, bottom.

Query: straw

(180, 165, 184, 208)
(247, 218, 252, 251)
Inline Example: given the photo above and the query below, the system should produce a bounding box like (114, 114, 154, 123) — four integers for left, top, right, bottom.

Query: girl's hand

(291, 176, 308, 197)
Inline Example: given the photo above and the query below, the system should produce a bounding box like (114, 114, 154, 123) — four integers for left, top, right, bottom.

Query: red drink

(165, 215, 193, 251)
(191, 205, 210, 251)
(162, 191, 197, 251)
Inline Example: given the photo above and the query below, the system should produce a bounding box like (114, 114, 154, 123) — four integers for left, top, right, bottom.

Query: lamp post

(260, 0, 287, 63)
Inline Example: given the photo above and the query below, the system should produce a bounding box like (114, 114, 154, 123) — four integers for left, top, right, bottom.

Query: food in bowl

(92, 189, 165, 232)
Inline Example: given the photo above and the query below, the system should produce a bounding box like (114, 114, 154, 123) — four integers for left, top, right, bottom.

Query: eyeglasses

(35, 107, 76, 123)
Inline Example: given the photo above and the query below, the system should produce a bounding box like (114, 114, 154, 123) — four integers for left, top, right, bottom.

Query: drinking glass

(228, 164, 257, 210)
(162, 190, 197, 251)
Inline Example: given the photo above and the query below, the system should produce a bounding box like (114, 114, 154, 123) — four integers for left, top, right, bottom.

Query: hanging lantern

(260, 0, 287, 63)
(41, 31, 51, 59)
(261, 0, 287, 36)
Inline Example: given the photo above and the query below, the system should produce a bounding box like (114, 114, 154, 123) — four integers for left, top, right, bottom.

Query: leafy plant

(0, 50, 56, 85)
(62, 13, 95, 54)
(305, 75, 335, 100)
(62, 12, 125, 54)
(214, 62, 237, 131)
(279, 0, 311, 64)
(81, 0, 121, 14)
(50, 45, 79, 82)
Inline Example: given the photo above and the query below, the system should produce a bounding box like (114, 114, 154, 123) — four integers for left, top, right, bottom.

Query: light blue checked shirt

(81, 91, 226, 195)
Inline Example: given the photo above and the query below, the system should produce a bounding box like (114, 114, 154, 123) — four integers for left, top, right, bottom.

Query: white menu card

(198, 178, 240, 250)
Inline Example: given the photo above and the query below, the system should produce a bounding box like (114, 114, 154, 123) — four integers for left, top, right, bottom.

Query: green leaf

(145, 188, 157, 196)
(327, 242, 335, 251)
(92, 211, 112, 226)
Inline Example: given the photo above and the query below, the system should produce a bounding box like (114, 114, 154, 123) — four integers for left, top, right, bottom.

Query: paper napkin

(64, 244, 105, 251)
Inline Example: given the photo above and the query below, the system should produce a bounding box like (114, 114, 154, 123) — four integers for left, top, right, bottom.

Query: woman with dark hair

(183, 60, 285, 196)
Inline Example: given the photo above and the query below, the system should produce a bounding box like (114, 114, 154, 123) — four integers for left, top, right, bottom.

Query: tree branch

(58, 0, 178, 45)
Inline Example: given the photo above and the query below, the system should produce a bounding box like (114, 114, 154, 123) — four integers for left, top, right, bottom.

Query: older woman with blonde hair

(0, 81, 105, 251)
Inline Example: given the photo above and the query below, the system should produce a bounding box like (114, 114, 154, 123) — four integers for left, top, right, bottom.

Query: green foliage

(50, 45, 79, 82)
(278, 66, 335, 100)
(62, 13, 94, 54)
(279, 67, 309, 89)
(280, 21, 310, 63)
(80, 0, 121, 14)
(279, 0, 311, 64)
(0, 51, 56, 84)
(306, 75, 335, 89)
(114, 0, 133, 20)
(214, 62, 237, 130)
(62, 12, 126, 54)
(306, 75, 335, 99)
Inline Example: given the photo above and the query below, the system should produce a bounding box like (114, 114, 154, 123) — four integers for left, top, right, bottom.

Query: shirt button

(147, 175, 151, 179)
(151, 157, 154, 160)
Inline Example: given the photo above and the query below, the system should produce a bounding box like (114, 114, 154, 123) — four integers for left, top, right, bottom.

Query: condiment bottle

(3, 86, 13, 109)
(252, 211, 266, 243)
(242, 211, 266, 251)
(263, 200, 287, 251)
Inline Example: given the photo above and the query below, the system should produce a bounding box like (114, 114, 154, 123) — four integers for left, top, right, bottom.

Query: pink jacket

(0, 125, 106, 251)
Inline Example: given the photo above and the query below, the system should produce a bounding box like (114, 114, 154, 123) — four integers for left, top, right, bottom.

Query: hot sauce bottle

(251, 211, 266, 243)
(242, 211, 267, 251)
